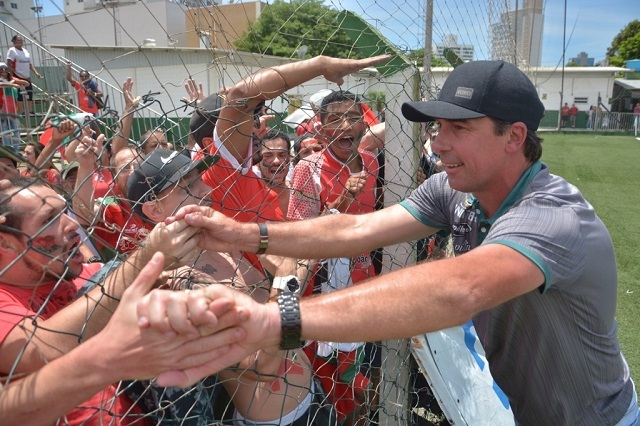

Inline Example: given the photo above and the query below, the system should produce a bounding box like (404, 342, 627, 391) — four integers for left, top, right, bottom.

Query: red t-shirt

(569, 106, 579, 116)
(199, 130, 284, 223)
(0, 263, 148, 425)
(92, 195, 152, 259)
(288, 148, 379, 283)
(92, 168, 114, 199)
(74, 80, 99, 114)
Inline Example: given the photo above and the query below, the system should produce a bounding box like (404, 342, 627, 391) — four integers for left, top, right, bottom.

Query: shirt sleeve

(287, 158, 322, 220)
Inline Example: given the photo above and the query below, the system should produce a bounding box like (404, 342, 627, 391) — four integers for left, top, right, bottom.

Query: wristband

(256, 222, 268, 254)
(276, 292, 303, 350)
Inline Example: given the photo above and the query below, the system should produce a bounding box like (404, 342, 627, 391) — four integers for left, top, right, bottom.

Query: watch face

(286, 277, 300, 292)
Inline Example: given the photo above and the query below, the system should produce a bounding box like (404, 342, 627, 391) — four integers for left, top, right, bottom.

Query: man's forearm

(0, 341, 112, 424)
(72, 164, 98, 226)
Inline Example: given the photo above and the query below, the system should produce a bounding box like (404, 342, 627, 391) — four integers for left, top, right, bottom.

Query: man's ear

(505, 122, 528, 154)
(0, 232, 23, 255)
(141, 201, 163, 224)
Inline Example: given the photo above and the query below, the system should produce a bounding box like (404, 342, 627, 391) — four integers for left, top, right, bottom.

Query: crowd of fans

(0, 52, 415, 426)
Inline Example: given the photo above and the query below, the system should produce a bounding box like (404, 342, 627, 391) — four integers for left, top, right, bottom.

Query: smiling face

(320, 99, 366, 163)
(113, 148, 139, 195)
(259, 137, 290, 186)
(2, 184, 83, 285)
(12, 36, 24, 48)
(430, 117, 516, 196)
(149, 170, 211, 221)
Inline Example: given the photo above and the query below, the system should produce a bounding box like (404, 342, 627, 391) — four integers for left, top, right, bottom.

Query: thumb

(123, 251, 165, 301)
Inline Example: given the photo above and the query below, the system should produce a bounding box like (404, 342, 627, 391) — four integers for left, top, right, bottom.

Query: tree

(234, 0, 358, 59)
(566, 60, 580, 67)
(407, 49, 449, 67)
(607, 20, 640, 66)
(365, 90, 385, 114)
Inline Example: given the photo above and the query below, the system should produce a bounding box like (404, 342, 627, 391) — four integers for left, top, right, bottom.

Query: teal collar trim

(466, 161, 543, 225)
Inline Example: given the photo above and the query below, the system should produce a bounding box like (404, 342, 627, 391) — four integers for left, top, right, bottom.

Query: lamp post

(30, 5, 44, 45)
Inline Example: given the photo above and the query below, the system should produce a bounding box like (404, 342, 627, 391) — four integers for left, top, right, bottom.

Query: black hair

(319, 91, 363, 124)
(26, 141, 44, 157)
(260, 129, 291, 152)
(491, 118, 543, 163)
(11, 34, 20, 42)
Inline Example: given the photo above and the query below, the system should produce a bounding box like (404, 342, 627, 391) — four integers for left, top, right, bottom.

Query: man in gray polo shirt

(139, 59, 639, 425)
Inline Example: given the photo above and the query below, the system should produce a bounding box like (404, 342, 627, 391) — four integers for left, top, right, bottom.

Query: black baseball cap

(126, 149, 218, 216)
(189, 94, 267, 145)
(189, 94, 223, 145)
(402, 61, 545, 131)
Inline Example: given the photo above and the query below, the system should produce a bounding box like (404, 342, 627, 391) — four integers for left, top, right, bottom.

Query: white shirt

(6, 47, 31, 79)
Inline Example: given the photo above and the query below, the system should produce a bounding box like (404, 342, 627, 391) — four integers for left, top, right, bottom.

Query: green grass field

(540, 132, 640, 380)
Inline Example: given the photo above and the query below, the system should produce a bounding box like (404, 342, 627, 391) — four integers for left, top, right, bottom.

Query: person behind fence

(111, 77, 172, 155)
(5, 35, 41, 118)
(253, 129, 292, 215)
(287, 89, 381, 424)
(0, 146, 20, 180)
(21, 140, 62, 187)
(561, 102, 569, 128)
(155, 58, 639, 426)
(65, 61, 103, 137)
(0, 62, 28, 153)
(123, 148, 334, 425)
(0, 246, 244, 425)
(569, 103, 579, 128)
(633, 102, 640, 132)
(190, 93, 284, 222)
(0, 174, 230, 424)
(75, 143, 152, 260)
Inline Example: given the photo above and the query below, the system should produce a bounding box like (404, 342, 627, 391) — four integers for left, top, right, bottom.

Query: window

(0, 1, 5, 7)
(574, 97, 589, 104)
(10, 2, 17, 9)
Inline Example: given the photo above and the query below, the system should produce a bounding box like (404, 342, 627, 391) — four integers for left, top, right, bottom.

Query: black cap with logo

(126, 149, 218, 216)
(402, 60, 545, 131)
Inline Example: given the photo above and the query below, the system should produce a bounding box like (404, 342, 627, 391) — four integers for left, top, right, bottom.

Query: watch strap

(276, 292, 303, 350)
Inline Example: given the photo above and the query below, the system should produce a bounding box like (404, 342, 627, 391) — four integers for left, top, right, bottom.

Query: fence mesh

(0, 1, 530, 425)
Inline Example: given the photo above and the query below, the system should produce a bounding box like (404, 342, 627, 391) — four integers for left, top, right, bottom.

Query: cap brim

(0, 147, 25, 166)
(156, 154, 220, 194)
(402, 101, 486, 123)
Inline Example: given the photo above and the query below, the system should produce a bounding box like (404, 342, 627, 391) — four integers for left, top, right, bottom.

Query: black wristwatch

(276, 292, 303, 350)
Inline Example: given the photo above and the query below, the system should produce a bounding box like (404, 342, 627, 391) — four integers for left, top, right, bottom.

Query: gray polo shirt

(400, 162, 632, 425)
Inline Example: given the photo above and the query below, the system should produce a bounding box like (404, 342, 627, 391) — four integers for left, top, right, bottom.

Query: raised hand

(321, 54, 392, 86)
(122, 77, 141, 112)
(182, 78, 204, 106)
(91, 252, 246, 387)
(165, 205, 245, 254)
(144, 219, 201, 268)
(137, 281, 279, 388)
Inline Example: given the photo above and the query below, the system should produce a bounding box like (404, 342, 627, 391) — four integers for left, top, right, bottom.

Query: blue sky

(329, 0, 639, 66)
(41, 0, 639, 66)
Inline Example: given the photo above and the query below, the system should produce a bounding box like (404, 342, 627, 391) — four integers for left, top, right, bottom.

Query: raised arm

(65, 61, 76, 86)
(72, 133, 102, 225)
(218, 55, 391, 163)
(0, 220, 201, 375)
(0, 252, 244, 424)
(31, 119, 77, 178)
(111, 77, 140, 154)
(171, 202, 430, 260)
